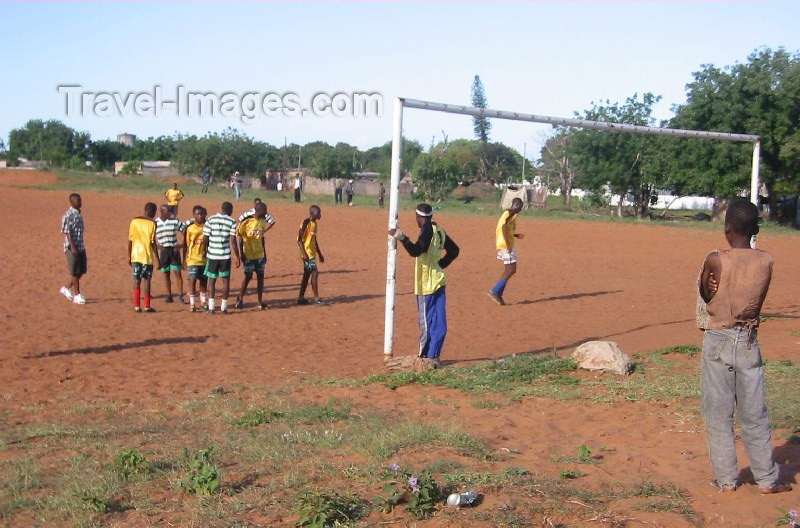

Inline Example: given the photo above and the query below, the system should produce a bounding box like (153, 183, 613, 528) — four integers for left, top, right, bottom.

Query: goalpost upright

(384, 97, 761, 359)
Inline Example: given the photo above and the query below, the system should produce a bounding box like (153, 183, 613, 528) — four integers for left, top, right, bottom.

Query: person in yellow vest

(488, 197, 525, 305)
(389, 203, 459, 366)
(183, 205, 208, 312)
(164, 182, 185, 217)
(128, 202, 160, 313)
(235, 202, 270, 310)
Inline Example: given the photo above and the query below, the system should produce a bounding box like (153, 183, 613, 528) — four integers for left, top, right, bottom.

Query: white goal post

(384, 97, 761, 359)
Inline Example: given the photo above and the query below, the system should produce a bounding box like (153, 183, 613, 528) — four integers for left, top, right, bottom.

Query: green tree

(571, 93, 672, 218)
(470, 75, 491, 144)
(7, 119, 89, 167)
(539, 129, 578, 205)
(89, 139, 129, 171)
(671, 47, 800, 214)
(412, 151, 460, 201)
(362, 138, 423, 179)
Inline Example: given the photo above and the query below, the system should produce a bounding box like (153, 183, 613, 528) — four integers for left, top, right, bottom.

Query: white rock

(572, 341, 632, 376)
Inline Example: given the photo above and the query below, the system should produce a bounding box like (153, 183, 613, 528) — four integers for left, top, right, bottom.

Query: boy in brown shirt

(697, 199, 790, 494)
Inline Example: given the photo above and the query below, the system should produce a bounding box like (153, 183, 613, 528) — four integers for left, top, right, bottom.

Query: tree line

(3, 48, 798, 215)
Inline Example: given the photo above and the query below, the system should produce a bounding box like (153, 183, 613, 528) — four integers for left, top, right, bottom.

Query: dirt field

(0, 170, 798, 526)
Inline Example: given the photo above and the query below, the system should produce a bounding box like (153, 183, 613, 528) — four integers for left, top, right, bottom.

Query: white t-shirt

(294, 177, 301, 190)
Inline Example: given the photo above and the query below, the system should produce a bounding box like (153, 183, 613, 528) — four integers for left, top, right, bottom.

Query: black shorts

(66, 250, 87, 277)
(159, 247, 182, 272)
(205, 258, 231, 279)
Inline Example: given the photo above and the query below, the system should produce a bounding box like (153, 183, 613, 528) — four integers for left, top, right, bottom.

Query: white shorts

(497, 248, 517, 265)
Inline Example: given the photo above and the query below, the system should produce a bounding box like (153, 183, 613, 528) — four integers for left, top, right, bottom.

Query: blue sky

(2, 2, 798, 159)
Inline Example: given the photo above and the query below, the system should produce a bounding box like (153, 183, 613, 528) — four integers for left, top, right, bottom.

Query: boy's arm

(501, 216, 513, 248)
(315, 238, 324, 263)
(66, 232, 79, 255)
(700, 252, 721, 302)
(237, 234, 245, 265)
(230, 235, 241, 267)
(297, 220, 310, 260)
(439, 235, 460, 269)
(127, 240, 133, 266)
(394, 224, 432, 257)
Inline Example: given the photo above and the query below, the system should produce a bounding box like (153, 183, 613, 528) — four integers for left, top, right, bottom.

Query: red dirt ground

(1, 170, 798, 526)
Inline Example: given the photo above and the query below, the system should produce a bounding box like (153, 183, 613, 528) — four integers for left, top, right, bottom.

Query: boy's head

(193, 205, 207, 224)
(144, 202, 157, 218)
(159, 204, 170, 220)
(221, 202, 233, 215)
(69, 193, 82, 209)
(172, 182, 178, 189)
(255, 202, 267, 218)
(510, 197, 524, 214)
(725, 199, 759, 241)
(253, 197, 262, 206)
(309, 205, 321, 220)
(415, 203, 433, 227)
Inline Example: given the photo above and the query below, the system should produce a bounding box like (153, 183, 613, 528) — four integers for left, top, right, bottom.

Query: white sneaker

(72, 293, 86, 304)
(60, 286, 73, 301)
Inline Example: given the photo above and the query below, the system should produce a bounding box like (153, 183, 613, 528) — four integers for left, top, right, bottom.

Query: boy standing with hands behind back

(697, 199, 790, 494)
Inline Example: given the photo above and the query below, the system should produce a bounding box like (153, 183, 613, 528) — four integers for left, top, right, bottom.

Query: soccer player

(389, 203, 460, 367)
(488, 197, 525, 305)
(201, 166, 211, 194)
(156, 204, 185, 304)
(164, 182, 185, 217)
(238, 197, 276, 229)
(297, 205, 325, 305)
(60, 193, 88, 304)
(183, 206, 208, 312)
(128, 202, 160, 313)
(203, 202, 241, 314)
(697, 199, 791, 494)
(235, 202, 269, 310)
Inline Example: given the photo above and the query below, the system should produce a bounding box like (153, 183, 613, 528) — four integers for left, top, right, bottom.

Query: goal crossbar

(384, 97, 761, 359)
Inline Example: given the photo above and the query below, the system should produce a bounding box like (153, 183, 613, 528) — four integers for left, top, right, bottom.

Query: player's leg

(173, 267, 184, 304)
(199, 276, 208, 308)
(160, 249, 173, 302)
(236, 266, 252, 309)
(142, 267, 154, 312)
(255, 265, 265, 307)
(426, 287, 447, 363)
(219, 259, 232, 312)
(298, 266, 311, 303)
(417, 294, 430, 357)
(206, 261, 217, 313)
(132, 274, 142, 312)
(310, 269, 320, 300)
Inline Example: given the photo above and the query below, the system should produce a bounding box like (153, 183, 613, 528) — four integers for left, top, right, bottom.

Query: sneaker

(297, 298, 310, 305)
(314, 298, 325, 306)
(710, 480, 737, 492)
(259, 303, 268, 311)
(487, 290, 505, 306)
(178, 294, 186, 304)
(143, 307, 156, 313)
(134, 307, 142, 313)
(60, 286, 74, 301)
(760, 482, 791, 494)
(234, 299, 244, 309)
(165, 295, 174, 304)
(431, 357, 442, 369)
(72, 293, 87, 305)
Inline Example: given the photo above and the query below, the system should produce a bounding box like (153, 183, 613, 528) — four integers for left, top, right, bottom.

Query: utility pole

(522, 142, 526, 183)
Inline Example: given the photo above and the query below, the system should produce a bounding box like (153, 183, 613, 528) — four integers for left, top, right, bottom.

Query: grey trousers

(701, 328, 779, 488)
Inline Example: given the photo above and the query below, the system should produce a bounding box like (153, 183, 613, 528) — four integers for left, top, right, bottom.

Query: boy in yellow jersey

(164, 182, 185, 217)
(489, 197, 525, 305)
(183, 206, 208, 313)
(389, 203, 459, 366)
(234, 202, 269, 310)
(128, 202, 160, 313)
(297, 205, 325, 305)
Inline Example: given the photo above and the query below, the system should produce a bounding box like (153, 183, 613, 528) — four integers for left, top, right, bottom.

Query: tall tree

(671, 47, 800, 215)
(470, 75, 491, 144)
(540, 129, 578, 205)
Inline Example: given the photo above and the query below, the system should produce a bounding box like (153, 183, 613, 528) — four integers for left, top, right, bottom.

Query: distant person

(164, 182, 184, 217)
(297, 205, 325, 305)
(60, 193, 87, 304)
(203, 201, 241, 314)
(183, 205, 208, 313)
(201, 166, 211, 194)
(488, 197, 524, 305)
(378, 181, 386, 208)
(333, 176, 344, 204)
(156, 204, 186, 304)
(231, 171, 243, 201)
(293, 174, 302, 203)
(389, 203, 459, 367)
(128, 202, 160, 313)
(235, 202, 269, 310)
(276, 180, 283, 192)
(697, 199, 791, 494)
(345, 179, 354, 206)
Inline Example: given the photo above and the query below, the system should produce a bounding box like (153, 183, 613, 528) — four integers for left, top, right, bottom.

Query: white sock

(200, 292, 207, 305)
(189, 295, 196, 307)
(221, 299, 228, 311)
(208, 298, 215, 311)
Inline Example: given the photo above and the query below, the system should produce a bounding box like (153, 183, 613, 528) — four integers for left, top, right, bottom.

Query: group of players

(125, 196, 324, 314)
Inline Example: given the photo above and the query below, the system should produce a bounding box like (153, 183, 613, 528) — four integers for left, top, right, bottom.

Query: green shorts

(303, 258, 318, 272)
(159, 247, 182, 272)
(132, 263, 154, 280)
(205, 259, 231, 279)
(187, 265, 207, 281)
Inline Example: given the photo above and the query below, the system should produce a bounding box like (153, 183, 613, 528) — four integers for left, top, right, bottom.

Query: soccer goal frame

(384, 97, 761, 359)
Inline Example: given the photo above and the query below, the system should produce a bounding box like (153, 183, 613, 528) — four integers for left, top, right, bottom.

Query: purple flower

(789, 510, 798, 518)
(412, 485, 421, 493)
(390, 463, 400, 471)
(789, 520, 797, 528)
(408, 476, 418, 489)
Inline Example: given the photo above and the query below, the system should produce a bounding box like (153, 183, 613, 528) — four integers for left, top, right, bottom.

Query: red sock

(133, 289, 141, 308)
(144, 295, 151, 309)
